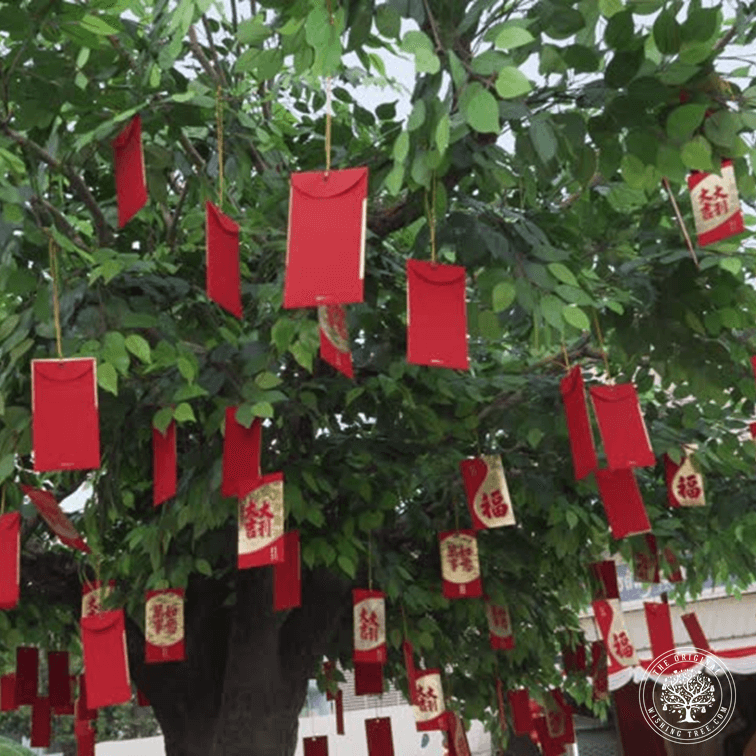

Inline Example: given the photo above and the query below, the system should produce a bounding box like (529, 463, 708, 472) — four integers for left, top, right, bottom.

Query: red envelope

(560, 366, 598, 480)
(221, 407, 261, 498)
(273, 531, 301, 612)
(238, 473, 285, 569)
(412, 669, 447, 731)
(353, 589, 387, 664)
(303, 735, 329, 756)
(354, 662, 383, 695)
(365, 717, 394, 756)
(547, 689, 575, 744)
(594, 468, 652, 540)
(75, 720, 96, 756)
(31, 696, 51, 747)
(507, 688, 532, 735)
(112, 114, 147, 228)
(447, 711, 472, 756)
(688, 160, 745, 246)
(153, 420, 177, 507)
(81, 580, 115, 618)
(32, 358, 100, 472)
(485, 600, 514, 650)
(589, 560, 620, 600)
(533, 716, 565, 756)
(460, 456, 515, 530)
(644, 601, 675, 660)
(438, 530, 482, 599)
(285, 167, 368, 308)
(681, 612, 710, 650)
(0, 512, 20, 609)
(593, 598, 638, 674)
(76, 674, 97, 721)
(335, 689, 344, 735)
(15, 648, 38, 705)
(145, 589, 185, 663)
(21, 485, 90, 553)
(406, 260, 469, 370)
(80, 609, 132, 708)
(562, 644, 586, 673)
(0, 674, 17, 711)
(48, 651, 72, 708)
(206, 201, 242, 318)
(53, 676, 76, 716)
(318, 305, 354, 378)
(590, 640, 609, 701)
(633, 534, 660, 583)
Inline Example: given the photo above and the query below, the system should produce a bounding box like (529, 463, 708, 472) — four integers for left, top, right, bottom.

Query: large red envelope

(592, 598, 638, 674)
(353, 589, 387, 664)
(438, 530, 482, 599)
(664, 452, 705, 507)
(273, 530, 301, 612)
(0, 674, 17, 711)
(560, 366, 598, 480)
(31, 695, 51, 747)
(48, 651, 72, 708)
(32, 358, 100, 472)
(318, 305, 354, 378)
(0, 512, 20, 609)
(594, 468, 652, 539)
(145, 588, 185, 663)
(285, 167, 368, 308)
(237, 473, 285, 569)
(688, 160, 745, 246)
(80, 609, 132, 708)
(406, 260, 469, 370)
(15, 647, 38, 705)
(507, 688, 532, 735)
(412, 669, 447, 731)
(589, 383, 655, 469)
(303, 735, 329, 756)
(112, 114, 147, 228)
(206, 201, 242, 318)
(644, 601, 675, 660)
(21, 485, 90, 553)
(460, 455, 516, 530)
(153, 420, 177, 507)
(221, 407, 261, 498)
(365, 716, 394, 756)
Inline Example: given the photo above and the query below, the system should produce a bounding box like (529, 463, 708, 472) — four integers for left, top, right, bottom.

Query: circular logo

(639, 647, 736, 744)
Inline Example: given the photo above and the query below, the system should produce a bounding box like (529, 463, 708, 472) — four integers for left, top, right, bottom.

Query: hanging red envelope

(354, 662, 383, 695)
(76, 720, 96, 756)
(145, 588, 185, 663)
(318, 305, 354, 379)
(460, 456, 516, 530)
(485, 600, 514, 650)
(533, 716, 565, 756)
(507, 688, 532, 735)
(560, 366, 598, 480)
(447, 711, 472, 756)
(222, 407, 261, 498)
(21, 485, 90, 553)
(53, 676, 76, 716)
(273, 530, 301, 612)
(681, 612, 710, 650)
(237, 473, 285, 569)
(663, 547, 684, 583)
(590, 640, 609, 702)
(438, 530, 482, 599)
(403, 640, 417, 704)
(0, 511, 20, 610)
(664, 453, 705, 507)
(589, 560, 620, 600)
(48, 651, 71, 708)
(206, 201, 242, 318)
(153, 420, 177, 507)
(592, 598, 638, 674)
(15, 647, 38, 705)
(32, 358, 100, 472)
(546, 690, 575, 744)
(412, 669, 447, 731)
(633, 534, 660, 583)
(31, 696, 51, 747)
(0, 674, 17, 711)
(562, 644, 586, 674)
(406, 260, 469, 370)
(688, 160, 745, 246)
(335, 689, 344, 735)
(353, 589, 387, 664)
(495, 679, 507, 733)
(80, 609, 132, 708)
(112, 114, 147, 228)
(81, 580, 115, 618)
(76, 675, 97, 721)
(644, 601, 675, 660)
(303, 735, 329, 756)
(594, 468, 652, 539)
(365, 717, 394, 756)
(589, 384, 655, 469)
(285, 167, 368, 308)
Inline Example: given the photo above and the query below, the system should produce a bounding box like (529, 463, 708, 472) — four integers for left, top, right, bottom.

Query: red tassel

(507, 688, 532, 735)
(76, 675, 97, 721)
(335, 689, 344, 735)
(589, 560, 620, 600)
(237, 473, 285, 568)
(15, 647, 38, 705)
(145, 589, 186, 663)
(354, 662, 383, 695)
(31, 696, 51, 747)
(318, 305, 354, 378)
(644, 601, 676, 660)
(48, 651, 71, 708)
(560, 366, 598, 480)
(681, 612, 710, 650)
(206, 201, 242, 318)
(80, 609, 132, 708)
(365, 716, 394, 756)
(303, 735, 328, 756)
(353, 589, 387, 664)
(153, 420, 177, 506)
(633, 534, 660, 583)
(595, 468, 652, 539)
(1, 674, 17, 711)
(273, 531, 301, 611)
(591, 641, 609, 701)
(0, 512, 20, 609)
(438, 530, 483, 599)
(221, 407, 261, 498)
(112, 114, 147, 227)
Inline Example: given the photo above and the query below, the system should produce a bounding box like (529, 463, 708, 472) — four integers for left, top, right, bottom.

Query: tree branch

(30, 196, 88, 249)
(188, 25, 221, 84)
(201, 15, 227, 87)
(179, 132, 206, 172)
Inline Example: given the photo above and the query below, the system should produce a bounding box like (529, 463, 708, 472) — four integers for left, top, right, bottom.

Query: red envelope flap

(112, 114, 142, 151)
(33, 358, 96, 383)
(559, 365, 584, 398)
(589, 383, 638, 404)
(0, 511, 20, 533)
(81, 609, 124, 634)
(206, 201, 239, 235)
(237, 471, 283, 498)
(291, 167, 368, 199)
(407, 259, 466, 286)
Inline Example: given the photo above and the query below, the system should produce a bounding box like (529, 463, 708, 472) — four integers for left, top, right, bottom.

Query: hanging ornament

(589, 383, 655, 469)
(48, 651, 71, 709)
(447, 711, 472, 756)
(592, 598, 638, 674)
(137, 689, 150, 707)
(31, 696, 51, 747)
(533, 716, 564, 756)
(221, 407, 261, 498)
(322, 661, 344, 733)
(285, 168, 368, 308)
(412, 669, 448, 731)
(546, 689, 575, 745)
(353, 589, 387, 664)
(273, 531, 301, 612)
(0, 511, 20, 610)
(485, 600, 514, 650)
(664, 451, 705, 507)
(145, 589, 185, 663)
(439, 530, 482, 599)
(633, 534, 660, 583)
(644, 600, 676, 660)
(507, 688, 532, 735)
(594, 468, 652, 539)
(112, 114, 148, 227)
(53, 676, 76, 716)
(688, 160, 745, 246)
(335, 689, 344, 735)
(681, 612, 710, 650)
(0, 674, 17, 711)
(303, 735, 329, 756)
(80, 609, 132, 708)
(153, 419, 177, 507)
(75, 675, 97, 722)
(663, 547, 684, 583)
(562, 643, 586, 674)
(406, 260, 469, 370)
(15, 647, 38, 705)
(318, 305, 354, 379)
(354, 662, 384, 696)
(365, 717, 395, 756)
(560, 366, 598, 480)
(81, 580, 115, 618)
(460, 456, 516, 530)
(589, 560, 620, 600)
(495, 679, 507, 734)
(590, 640, 609, 702)
(237, 473, 285, 569)
(31, 358, 100, 472)
(205, 201, 242, 318)
(21, 486, 90, 553)
(75, 720, 96, 756)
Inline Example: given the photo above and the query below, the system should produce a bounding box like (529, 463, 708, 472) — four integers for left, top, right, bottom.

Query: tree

(660, 670, 717, 724)
(0, 1, 755, 755)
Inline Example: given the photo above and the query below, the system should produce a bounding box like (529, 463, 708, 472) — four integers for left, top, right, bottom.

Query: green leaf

(654, 10, 682, 55)
(102, 331, 129, 375)
(125, 334, 151, 364)
(401, 31, 440, 74)
(448, 50, 466, 90)
(435, 114, 450, 154)
(375, 4, 401, 38)
(79, 14, 120, 35)
(177, 356, 196, 383)
(562, 305, 591, 331)
(666, 104, 707, 142)
(174, 402, 196, 423)
(251, 401, 274, 418)
(195, 559, 213, 576)
(0, 453, 15, 483)
(407, 100, 426, 132)
(305, 6, 331, 48)
(153, 407, 174, 434)
(530, 118, 557, 163)
(492, 282, 516, 312)
(599, 0, 623, 17)
(255, 372, 282, 389)
(393, 131, 409, 162)
(238, 16, 272, 46)
(621, 153, 647, 190)
(337, 554, 357, 579)
(463, 88, 500, 134)
(548, 263, 579, 287)
(704, 111, 740, 150)
(605, 11, 634, 50)
(540, 295, 565, 330)
(495, 67, 532, 99)
(97, 362, 118, 395)
(494, 26, 535, 50)
(680, 136, 714, 171)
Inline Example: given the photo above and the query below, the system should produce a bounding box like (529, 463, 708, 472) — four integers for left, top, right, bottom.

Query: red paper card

(406, 260, 469, 370)
(353, 589, 387, 664)
(80, 609, 132, 708)
(32, 358, 100, 472)
(447, 711, 472, 756)
(81, 580, 115, 618)
(285, 167, 368, 308)
(221, 407, 261, 498)
(112, 114, 147, 228)
(366, 717, 394, 756)
(681, 612, 710, 650)
(15, 647, 38, 705)
(53, 676, 76, 716)
(206, 201, 242, 318)
(318, 305, 354, 379)
(31, 696, 51, 747)
(412, 670, 447, 731)
(688, 160, 745, 246)
(0, 511, 20, 609)
(0, 674, 17, 711)
(589, 560, 620, 600)
(335, 689, 344, 735)
(594, 468, 652, 539)
(664, 453, 705, 507)
(76, 720, 96, 756)
(145, 589, 185, 663)
(590, 640, 609, 701)
(303, 735, 329, 756)
(354, 662, 383, 695)
(507, 688, 532, 735)
(644, 601, 675, 660)
(48, 651, 71, 708)
(485, 600, 514, 650)
(273, 530, 301, 612)
(633, 534, 660, 583)
(438, 530, 482, 599)
(153, 420, 177, 506)
(21, 485, 90, 553)
(460, 456, 516, 530)
(403, 640, 417, 704)
(76, 675, 97, 721)
(237, 473, 285, 569)
(590, 383, 655, 469)
(593, 598, 638, 674)
(560, 366, 598, 480)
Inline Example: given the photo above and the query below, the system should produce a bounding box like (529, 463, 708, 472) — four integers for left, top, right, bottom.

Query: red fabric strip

(274, 531, 302, 611)
(31, 696, 51, 747)
(75, 720, 96, 756)
(562, 644, 586, 673)
(595, 468, 652, 539)
(0, 512, 20, 609)
(15, 647, 38, 705)
(365, 717, 394, 756)
(53, 675, 75, 716)
(589, 560, 620, 600)
(48, 651, 71, 708)
(681, 612, 710, 651)
(112, 114, 147, 227)
(221, 407, 261, 498)
(153, 420, 177, 506)
(206, 201, 242, 318)
(335, 689, 344, 735)
(137, 689, 150, 707)
(303, 735, 329, 756)
(507, 688, 532, 735)
(0, 674, 17, 711)
(559, 366, 598, 480)
(354, 661, 383, 695)
(80, 610, 132, 708)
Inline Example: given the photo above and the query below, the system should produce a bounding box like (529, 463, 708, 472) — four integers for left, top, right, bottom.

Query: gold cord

(48, 234, 63, 359)
(216, 84, 224, 207)
(592, 312, 611, 380)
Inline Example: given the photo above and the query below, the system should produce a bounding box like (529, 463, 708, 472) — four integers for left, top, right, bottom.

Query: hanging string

(324, 0, 334, 177)
(47, 234, 63, 359)
(401, 601, 409, 639)
(424, 174, 437, 263)
(368, 530, 373, 591)
(216, 84, 225, 208)
(663, 177, 699, 269)
(592, 312, 611, 380)
(0, 485, 5, 517)
(454, 498, 460, 533)
(561, 341, 571, 371)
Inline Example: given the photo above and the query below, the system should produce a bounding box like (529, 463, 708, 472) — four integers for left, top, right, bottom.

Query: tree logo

(640, 647, 735, 744)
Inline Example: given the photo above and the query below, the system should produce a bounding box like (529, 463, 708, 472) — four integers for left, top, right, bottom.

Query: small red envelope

(112, 114, 148, 227)
(221, 407, 261, 498)
(153, 420, 177, 507)
(145, 588, 185, 663)
(80, 609, 132, 709)
(237, 473, 285, 569)
(0, 512, 20, 609)
(206, 201, 242, 318)
(273, 531, 301, 612)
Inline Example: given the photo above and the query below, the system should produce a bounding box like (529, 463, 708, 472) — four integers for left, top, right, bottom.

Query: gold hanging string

(592, 312, 611, 380)
(424, 174, 437, 263)
(47, 234, 63, 359)
(662, 177, 699, 269)
(324, 0, 334, 177)
(561, 341, 571, 371)
(454, 498, 460, 533)
(216, 84, 225, 208)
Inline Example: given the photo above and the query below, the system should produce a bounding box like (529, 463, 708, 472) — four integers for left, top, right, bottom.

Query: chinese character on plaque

(688, 160, 745, 246)
(485, 600, 515, 650)
(460, 456, 516, 530)
(81, 580, 115, 619)
(352, 589, 387, 664)
(145, 589, 185, 663)
(664, 450, 705, 508)
(237, 473, 285, 569)
(439, 531, 482, 600)
(592, 598, 638, 674)
(412, 670, 448, 732)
